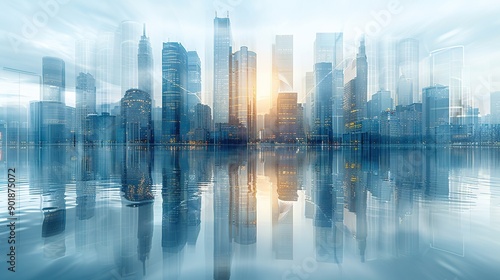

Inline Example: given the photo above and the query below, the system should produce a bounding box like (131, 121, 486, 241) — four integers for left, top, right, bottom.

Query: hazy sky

(1, 0, 500, 114)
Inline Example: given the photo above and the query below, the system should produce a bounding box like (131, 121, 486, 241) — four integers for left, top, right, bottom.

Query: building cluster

(2, 15, 500, 146)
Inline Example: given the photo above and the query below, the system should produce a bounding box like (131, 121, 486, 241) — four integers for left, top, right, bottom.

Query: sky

(1, 0, 500, 115)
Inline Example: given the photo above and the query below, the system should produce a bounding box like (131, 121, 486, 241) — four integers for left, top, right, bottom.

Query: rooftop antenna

(227, 11, 229, 18)
(143, 23, 146, 37)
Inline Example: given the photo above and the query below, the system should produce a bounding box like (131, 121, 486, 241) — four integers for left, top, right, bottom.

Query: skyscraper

(422, 85, 450, 143)
(397, 38, 419, 105)
(75, 73, 96, 141)
(429, 46, 464, 125)
(491, 91, 500, 124)
(230, 46, 257, 142)
(314, 33, 343, 67)
(95, 31, 119, 114)
(138, 24, 154, 105)
(42, 56, 65, 103)
(272, 35, 294, 108)
(313, 62, 333, 143)
(121, 88, 152, 144)
(162, 42, 188, 143)
(75, 39, 96, 77)
(120, 21, 141, 96)
(213, 15, 232, 125)
(187, 51, 202, 101)
(343, 38, 368, 144)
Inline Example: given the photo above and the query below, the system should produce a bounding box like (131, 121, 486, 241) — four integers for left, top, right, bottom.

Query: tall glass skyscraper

(343, 39, 368, 143)
(75, 73, 96, 141)
(213, 15, 232, 125)
(138, 24, 154, 105)
(42, 56, 65, 103)
(272, 35, 294, 108)
(187, 51, 202, 101)
(397, 38, 419, 105)
(230, 46, 257, 142)
(120, 21, 141, 96)
(162, 42, 188, 143)
(430, 46, 465, 125)
(313, 62, 333, 143)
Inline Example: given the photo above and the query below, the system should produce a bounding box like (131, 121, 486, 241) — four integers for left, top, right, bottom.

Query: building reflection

(272, 147, 298, 260)
(117, 146, 154, 278)
(162, 148, 187, 279)
(30, 147, 68, 259)
(75, 145, 97, 255)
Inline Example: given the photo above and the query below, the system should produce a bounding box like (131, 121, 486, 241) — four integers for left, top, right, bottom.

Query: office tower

(422, 85, 450, 143)
(272, 35, 294, 108)
(162, 42, 188, 143)
(138, 24, 154, 104)
(42, 56, 65, 103)
(277, 92, 298, 143)
(75, 73, 96, 141)
(121, 88, 152, 144)
(429, 46, 464, 125)
(230, 46, 257, 142)
(120, 21, 141, 95)
(313, 33, 344, 139)
(213, 15, 232, 125)
(491, 92, 500, 124)
(313, 62, 333, 143)
(397, 38, 419, 105)
(75, 39, 96, 77)
(187, 51, 202, 100)
(305, 71, 315, 136)
(96, 31, 119, 114)
(190, 103, 212, 142)
(368, 90, 393, 119)
(314, 33, 343, 67)
(343, 38, 368, 143)
(376, 38, 398, 100)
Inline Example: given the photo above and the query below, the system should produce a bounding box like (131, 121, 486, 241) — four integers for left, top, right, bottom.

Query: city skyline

(2, 0, 500, 116)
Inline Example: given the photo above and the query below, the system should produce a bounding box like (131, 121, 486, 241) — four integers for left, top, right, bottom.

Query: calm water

(0, 146, 500, 280)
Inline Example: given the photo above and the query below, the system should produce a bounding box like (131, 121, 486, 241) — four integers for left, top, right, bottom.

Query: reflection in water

(1, 146, 500, 279)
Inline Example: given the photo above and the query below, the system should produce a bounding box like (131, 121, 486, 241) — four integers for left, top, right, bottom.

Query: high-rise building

(42, 56, 65, 103)
(190, 103, 212, 143)
(75, 39, 96, 77)
(343, 38, 368, 143)
(138, 24, 154, 105)
(314, 33, 343, 67)
(120, 21, 141, 96)
(429, 46, 464, 125)
(213, 15, 232, 125)
(422, 85, 450, 143)
(95, 31, 119, 114)
(397, 38, 419, 105)
(313, 62, 333, 143)
(75, 73, 96, 141)
(162, 42, 188, 143)
(272, 35, 294, 108)
(187, 51, 202, 101)
(491, 91, 500, 124)
(368, 90, 393, 119)
(230, 46, 257, 142)
(304, 71, 315, 137)
(277, 92, 298, 143)
(121, 88, 152, 144)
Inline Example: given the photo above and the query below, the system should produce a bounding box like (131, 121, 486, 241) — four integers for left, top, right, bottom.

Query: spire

(143, 23, 146, 37)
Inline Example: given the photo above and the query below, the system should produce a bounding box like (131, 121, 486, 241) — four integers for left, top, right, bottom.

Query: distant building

(121, 89, 152, 144)
(75, 73, 96, 141)
(86, 112, 116, 144)
(29, 101, 66, 144)
(42, 56, 65, 103)
(277, 92, 298, 143)
(138, 24, 154, 105)
(491, 91, 500, 124)
(190, 103, 211, 143)
(368, 90, 393, 119)
(397, 38, 419, 104)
